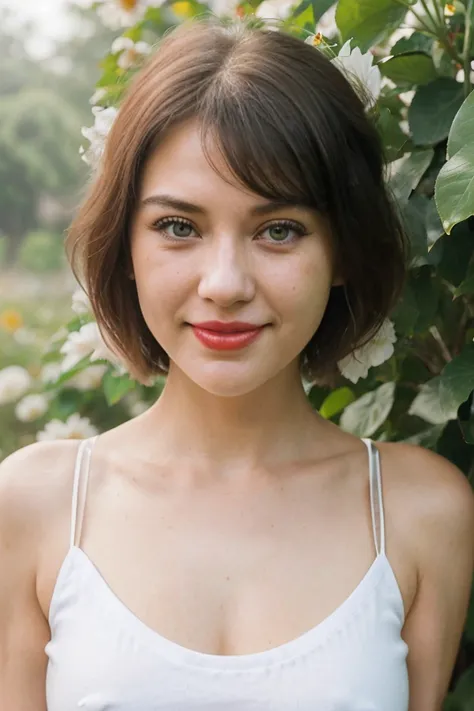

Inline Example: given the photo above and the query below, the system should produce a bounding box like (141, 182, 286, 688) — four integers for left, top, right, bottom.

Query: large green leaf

(389, 148, 434, 203)
(340, 382, 396, 437)
(379, 52, 438, 86)
(335, 0, 407, 53)
(408, 78, 464, 146)
(376, 106, 409, 162)
(390, 31, 433, 56)
(408, 376, 458, 424)
(439, 343, 474, 415)
(434, 143, 474, 234)
(447, 89, 474, 160)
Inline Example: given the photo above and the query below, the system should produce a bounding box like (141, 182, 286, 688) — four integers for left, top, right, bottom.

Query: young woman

(1, 17, 473, 711)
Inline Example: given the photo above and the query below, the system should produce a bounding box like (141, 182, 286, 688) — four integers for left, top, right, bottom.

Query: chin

(184, 360, 276, 397)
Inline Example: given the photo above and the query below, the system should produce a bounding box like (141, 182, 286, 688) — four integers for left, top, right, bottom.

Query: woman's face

(130, 119, 341, 396)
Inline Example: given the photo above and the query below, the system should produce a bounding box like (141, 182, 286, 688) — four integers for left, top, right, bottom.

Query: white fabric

(45, 436, 409, 710)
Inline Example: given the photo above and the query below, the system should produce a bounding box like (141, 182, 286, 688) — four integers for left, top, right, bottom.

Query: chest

(42, 467, 413, 658)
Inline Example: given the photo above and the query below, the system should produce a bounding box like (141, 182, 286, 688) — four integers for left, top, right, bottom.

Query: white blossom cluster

(75, 0, 159, 29)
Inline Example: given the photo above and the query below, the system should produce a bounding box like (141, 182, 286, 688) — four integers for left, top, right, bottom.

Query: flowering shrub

(1, 0, 474, 699)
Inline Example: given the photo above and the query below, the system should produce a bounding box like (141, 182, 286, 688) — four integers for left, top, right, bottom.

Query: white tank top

(45, 436, 409, 710)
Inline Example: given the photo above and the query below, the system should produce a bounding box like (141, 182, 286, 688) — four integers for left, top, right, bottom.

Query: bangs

(198, 75, 331, 212)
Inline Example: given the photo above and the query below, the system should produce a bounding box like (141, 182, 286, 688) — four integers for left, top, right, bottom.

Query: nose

(197, 236, 256, 307)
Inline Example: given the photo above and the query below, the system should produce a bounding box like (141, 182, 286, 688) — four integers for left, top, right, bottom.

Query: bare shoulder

(375, 442, 474, 708)
(0, 439, 82, 561)
(0, 440, 82, 710)
(377, 440, 474, 544)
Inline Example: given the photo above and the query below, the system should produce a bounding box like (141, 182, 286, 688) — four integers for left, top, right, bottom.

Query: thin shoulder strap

(361, 438, 386, 557)
(70, 435, 99, 549)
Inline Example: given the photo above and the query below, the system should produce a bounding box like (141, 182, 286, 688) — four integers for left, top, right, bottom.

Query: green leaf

(335, 0, 407, 53)
(340, 382, 396, 437)
(425, 197, 444, 248)
(293, 0, 334, 19)
(439, 343, 474, 415)
(389, 148, 434, 202)
(434, 143, 474, 234)
(450, 666, 474, 710)
(454, 258, 474, 297)
(408, 78, 465, 146)
(102, 370, 136, 406)
(402, 424, 445, 448)
(401, 196, 430, 267)
(379, 52, 438, 86)
(376, 106, 409, 162)
(408, 376, 458, 424)
(447, 88, 474, 160)
(390, 31, 433, 56)
(319, 386, 355, 419)
(427, 222, 474, 286)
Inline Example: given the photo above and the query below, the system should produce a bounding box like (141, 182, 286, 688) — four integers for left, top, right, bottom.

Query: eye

(151, 217, 195, 240)
(150, 217, 308, 245)
(260, 220, 308, 245)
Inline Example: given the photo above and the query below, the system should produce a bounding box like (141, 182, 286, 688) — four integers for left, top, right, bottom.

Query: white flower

(256, 0, 295, 23)
(40, 362, 64, 385)
(128, 400, 150, 417)
(60, 321, 123, 373)
(48, 326, 69, 344)
(36, 413, 99, 441)
(337, 319, 397, 384)
(331, 39, 382, 107)
(80, 106, 118, 171)
(207, 0, 240, 15)
(69, 364, 108, 390)
(72, 287, 92, 315)
(304, 4, 337, 42)
(111, 37, 152, 69)
(89, 87, 107, 106)
(15, 394, 49, 422)
(0, 366, 32, 406)
(92, 0, 159, 29)
(13, 327, 37, 346)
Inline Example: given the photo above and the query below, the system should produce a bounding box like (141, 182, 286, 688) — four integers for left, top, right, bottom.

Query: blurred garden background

(1, 0, 474, 703)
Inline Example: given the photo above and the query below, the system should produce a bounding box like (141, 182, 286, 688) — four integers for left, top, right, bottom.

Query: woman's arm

(392, 445, 474, 711)
(0, 445, 52, 711)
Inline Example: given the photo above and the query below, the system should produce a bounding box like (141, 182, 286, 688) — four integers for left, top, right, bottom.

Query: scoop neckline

(50, 544, 392, 671)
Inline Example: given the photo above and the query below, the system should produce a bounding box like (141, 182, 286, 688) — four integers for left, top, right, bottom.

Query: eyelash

(150, 216, 309, 246)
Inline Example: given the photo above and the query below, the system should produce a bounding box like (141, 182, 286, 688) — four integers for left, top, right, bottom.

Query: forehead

(140, 119, 250, 200)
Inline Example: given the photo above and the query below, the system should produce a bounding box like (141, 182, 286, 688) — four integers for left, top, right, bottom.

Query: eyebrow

(140, 194, 299, 216)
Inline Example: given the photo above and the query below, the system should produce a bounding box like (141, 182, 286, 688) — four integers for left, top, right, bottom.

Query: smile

(190, 325, 265, 351)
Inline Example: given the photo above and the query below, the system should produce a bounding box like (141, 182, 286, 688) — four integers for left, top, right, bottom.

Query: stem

(432, 0, 445, 28)
(396, 0, 464, 64)
(463, 0, 473, 97)
(419, 0, 439, 32)
(429, 325, 453, 362)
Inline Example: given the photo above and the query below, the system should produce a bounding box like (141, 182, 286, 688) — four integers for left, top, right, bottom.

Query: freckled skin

(130, 118, 341, 400)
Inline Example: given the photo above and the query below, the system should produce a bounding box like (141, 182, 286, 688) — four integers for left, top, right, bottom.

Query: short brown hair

(66, 16, 408, 386)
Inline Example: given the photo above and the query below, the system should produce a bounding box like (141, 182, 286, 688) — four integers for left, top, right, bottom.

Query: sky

(0, 0, 74, 57)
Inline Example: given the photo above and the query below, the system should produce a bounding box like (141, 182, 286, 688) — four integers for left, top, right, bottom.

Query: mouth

(189, 324, 266, 351)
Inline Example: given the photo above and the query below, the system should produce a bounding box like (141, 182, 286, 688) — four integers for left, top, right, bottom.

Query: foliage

(1, 0, 474, 703)
(17, 230, 66, 272)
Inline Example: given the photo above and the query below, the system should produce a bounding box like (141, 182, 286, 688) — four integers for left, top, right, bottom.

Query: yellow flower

(312, 32, 323, 46)
(444, 3, 456, 15)
(0, 309, 24, 333)
(120, 0, 139, 10)
(173, 1, 193, 16)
